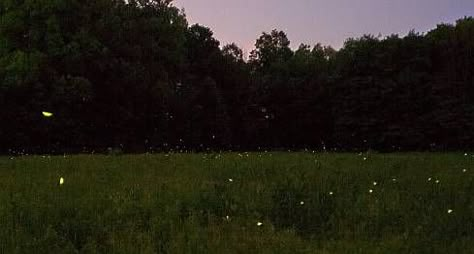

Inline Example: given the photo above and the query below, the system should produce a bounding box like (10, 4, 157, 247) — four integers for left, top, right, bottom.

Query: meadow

(0, 152, 473, 253)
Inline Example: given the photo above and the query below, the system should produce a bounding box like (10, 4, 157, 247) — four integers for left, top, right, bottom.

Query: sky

(172, 0, 474, 56)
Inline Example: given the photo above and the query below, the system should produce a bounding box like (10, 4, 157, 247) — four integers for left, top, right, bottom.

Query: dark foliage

(0, 0, 473, 153)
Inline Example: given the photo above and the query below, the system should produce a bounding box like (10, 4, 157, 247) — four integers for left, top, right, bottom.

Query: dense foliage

(1, 0, 473, 153)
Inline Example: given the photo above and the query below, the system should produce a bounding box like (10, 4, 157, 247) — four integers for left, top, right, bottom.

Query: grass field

(0, 152, 473, 253)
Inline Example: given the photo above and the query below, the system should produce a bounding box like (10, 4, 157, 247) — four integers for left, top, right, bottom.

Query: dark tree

(0, 1, 473, 153)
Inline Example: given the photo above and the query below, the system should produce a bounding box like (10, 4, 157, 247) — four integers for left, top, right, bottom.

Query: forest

(1, 0, 473, 153)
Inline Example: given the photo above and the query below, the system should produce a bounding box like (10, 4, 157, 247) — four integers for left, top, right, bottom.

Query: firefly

(59, 177, 64, 185)
(257, 222, 263, 226)
(42, 111, 53, 117)
(448, 209, 453, 214)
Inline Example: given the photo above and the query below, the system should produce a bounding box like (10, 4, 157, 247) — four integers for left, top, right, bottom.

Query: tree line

(1, 0, 473, 153)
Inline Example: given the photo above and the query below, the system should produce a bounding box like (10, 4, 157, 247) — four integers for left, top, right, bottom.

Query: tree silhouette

(0, 1, 473, 153)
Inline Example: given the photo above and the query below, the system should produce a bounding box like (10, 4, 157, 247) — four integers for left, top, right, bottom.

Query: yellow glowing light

(42, 111, 53, 117)
(59, 177, 64, 185)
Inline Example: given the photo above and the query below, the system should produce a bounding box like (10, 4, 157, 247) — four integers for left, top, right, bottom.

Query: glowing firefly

(42, 111, 53, 117)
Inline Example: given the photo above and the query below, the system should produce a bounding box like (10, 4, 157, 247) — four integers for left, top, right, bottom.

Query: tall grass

(0, 152, 472, 253)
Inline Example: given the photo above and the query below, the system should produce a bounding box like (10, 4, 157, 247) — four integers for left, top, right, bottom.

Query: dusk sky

(173, 0, 474, 55)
